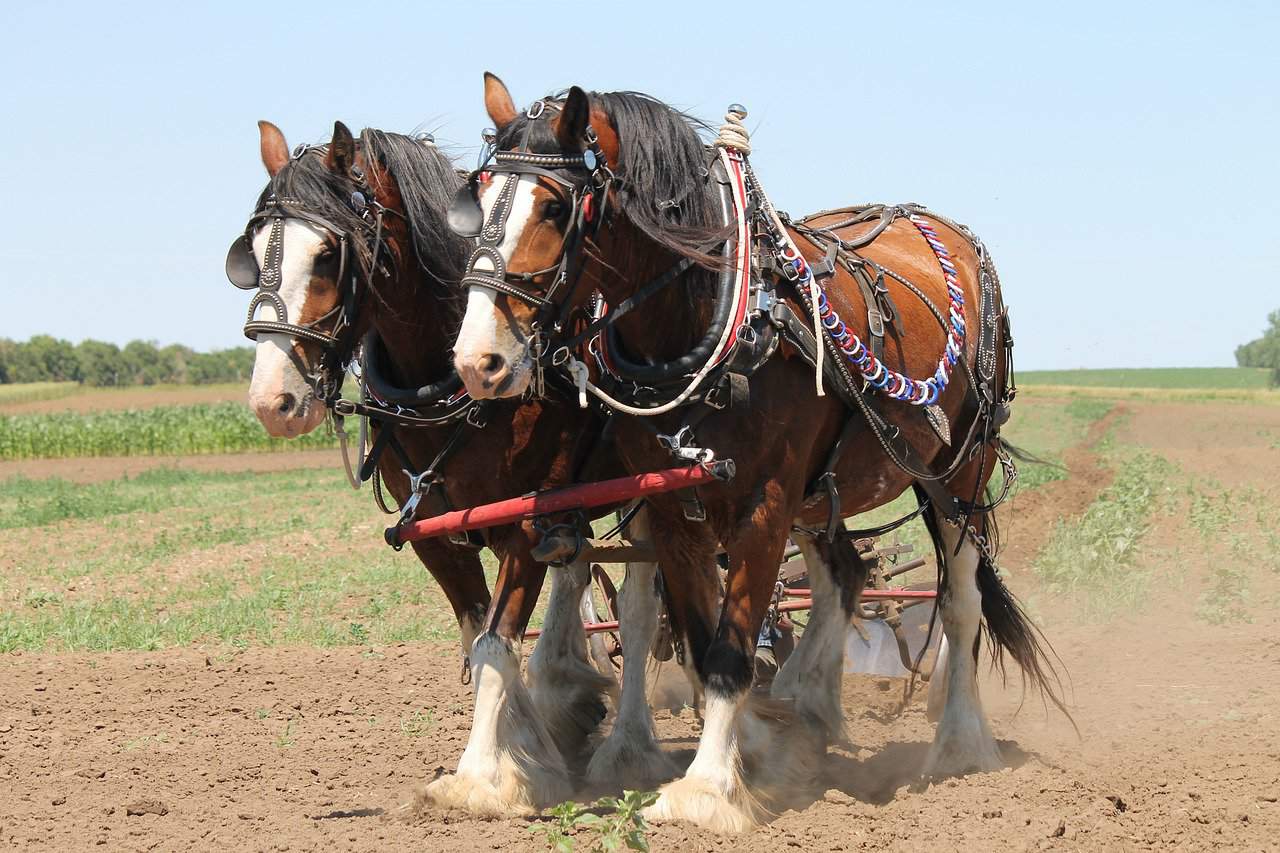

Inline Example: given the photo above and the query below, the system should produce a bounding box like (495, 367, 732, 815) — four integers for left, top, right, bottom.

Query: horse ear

(326, 121, 357, 173)
(483, 72, 518, 130)
(554, 86, 590, 149)
(258, 120, 289, 177)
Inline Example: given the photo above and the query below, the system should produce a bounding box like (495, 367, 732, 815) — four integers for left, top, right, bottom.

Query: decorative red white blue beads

(790, 214, 965, 406)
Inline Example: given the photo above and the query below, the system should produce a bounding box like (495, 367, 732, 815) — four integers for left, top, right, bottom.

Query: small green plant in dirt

(1196, 557, 1251, 625)
(275, 720, 296, 749)
(1188, 486, 1234, 537)
(531, 800, 590, 853)
(530, 791, 658, 853)
(123, 733, 168, 751)
(400, 709, 436, 738)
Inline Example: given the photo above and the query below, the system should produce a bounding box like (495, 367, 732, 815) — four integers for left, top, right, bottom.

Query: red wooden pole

(782, 588, 937, 601)
(390, 461, 733, 546)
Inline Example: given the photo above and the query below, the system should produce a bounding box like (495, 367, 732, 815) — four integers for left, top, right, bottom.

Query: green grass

(1032, 449, 1174, 615)
(0, 463, 505, 653)
(0, 381, 82, 407)
(1019, 367, 1271, 389)
(841, 395, 1115, 576)
(0, 402, 337, 459)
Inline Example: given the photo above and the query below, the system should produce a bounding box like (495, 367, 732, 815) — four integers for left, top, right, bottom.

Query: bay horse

(228, 120, 676, 814)
(450, 75, 1064, 831)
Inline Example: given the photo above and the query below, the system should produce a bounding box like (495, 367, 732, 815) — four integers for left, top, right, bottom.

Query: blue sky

(1, 0, 1276, 369)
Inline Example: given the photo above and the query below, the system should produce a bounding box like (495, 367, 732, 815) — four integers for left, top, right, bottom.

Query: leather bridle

(225, 150, 395, 403)
(447, 115, 615, 351)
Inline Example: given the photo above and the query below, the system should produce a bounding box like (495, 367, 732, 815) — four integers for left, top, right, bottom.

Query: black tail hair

(822, 523, 872, 616)
(998, 437, 1061, 471)
(913, 485, 1075, 730)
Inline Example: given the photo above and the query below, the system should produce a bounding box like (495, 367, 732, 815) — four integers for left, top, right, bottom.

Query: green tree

(8, 335, 81, 383)
(75, 339, 124, 386)
(121, 340, 166, 385)
(1235, 308, 1280, 387)
(0, 338, 15, 383)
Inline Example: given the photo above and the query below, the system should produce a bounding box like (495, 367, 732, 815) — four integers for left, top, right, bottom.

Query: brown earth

(1, 402, 1278, 851)
(0, 385, 247, 416)
(0, 448, 340, 485)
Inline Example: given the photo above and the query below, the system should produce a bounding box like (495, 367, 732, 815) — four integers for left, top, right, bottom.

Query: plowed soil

(2, 400, 1278, 851)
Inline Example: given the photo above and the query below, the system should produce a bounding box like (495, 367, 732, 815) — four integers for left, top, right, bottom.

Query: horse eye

(543, 201, 566, 221)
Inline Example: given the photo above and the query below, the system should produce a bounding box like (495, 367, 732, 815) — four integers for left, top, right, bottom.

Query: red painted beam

(783, 588, 937, 601)
(525, 619, 619, 640)
(392, 461, 733, 545)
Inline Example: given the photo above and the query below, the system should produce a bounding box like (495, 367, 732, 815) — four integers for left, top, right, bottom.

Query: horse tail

(997, 436, 1060, 471)
(974, 548, 1074, 728)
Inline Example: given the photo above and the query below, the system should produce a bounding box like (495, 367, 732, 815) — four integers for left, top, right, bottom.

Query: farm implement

(386, 461, 941, 680)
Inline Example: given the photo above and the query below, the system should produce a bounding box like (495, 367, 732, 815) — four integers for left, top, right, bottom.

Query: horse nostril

(276, 393, 296, 415)
(478, 354, 505, 377)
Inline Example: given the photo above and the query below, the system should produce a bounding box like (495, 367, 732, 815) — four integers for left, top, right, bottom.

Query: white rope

(747, 166, 825, 396)
(714, 107, 751, 155)
(566, 147, 749, 417)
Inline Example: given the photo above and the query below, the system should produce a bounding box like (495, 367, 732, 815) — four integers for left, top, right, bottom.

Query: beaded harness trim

(795, 215, 966, 406)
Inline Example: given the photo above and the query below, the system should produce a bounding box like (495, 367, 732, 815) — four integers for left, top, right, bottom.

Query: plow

(389, 462, 942, 682)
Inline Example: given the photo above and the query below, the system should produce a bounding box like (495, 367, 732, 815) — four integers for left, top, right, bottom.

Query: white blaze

(246, 220, 325, 413)
(454, 175, 539, 366)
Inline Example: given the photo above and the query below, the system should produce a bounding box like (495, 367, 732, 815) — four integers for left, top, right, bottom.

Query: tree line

(0, 336, 256, 386)
(1236, 309, 1280, 386)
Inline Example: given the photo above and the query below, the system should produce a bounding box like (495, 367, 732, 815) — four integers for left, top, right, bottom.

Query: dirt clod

(125, 801, 169, 817)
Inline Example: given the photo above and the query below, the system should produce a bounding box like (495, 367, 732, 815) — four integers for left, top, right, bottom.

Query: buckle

(465, 404, 488, 428)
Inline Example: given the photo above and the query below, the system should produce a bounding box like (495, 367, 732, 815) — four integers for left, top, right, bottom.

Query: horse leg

(409, 539, 489, 660)
(587, 508, 679, 790)
(528, 558, 615, 767)
(770, 527, 866, 745)
(421, 537, 570, 816)
(920, 507, 1003, 778)
(646, 490, 801, 833)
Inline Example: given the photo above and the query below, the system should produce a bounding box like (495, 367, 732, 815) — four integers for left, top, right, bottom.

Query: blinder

(224, 150, 390, 401)
(225, 234, 261, 289)
(451, 137, 614, 325)
(446, 178, 485, 239)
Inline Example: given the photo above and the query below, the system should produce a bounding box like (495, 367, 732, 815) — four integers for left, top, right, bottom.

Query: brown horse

(230, 120, 675, 814)
(450, 75, 1062, 831)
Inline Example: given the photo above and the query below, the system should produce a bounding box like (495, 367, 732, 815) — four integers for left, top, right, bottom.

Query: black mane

(495, 90, 726, 269)
(361, 130, 469, 287)
(255, 130, 467, 291)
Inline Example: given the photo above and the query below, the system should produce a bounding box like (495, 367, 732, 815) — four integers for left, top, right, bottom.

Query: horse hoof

(644, 776, 759, 834)
(586, 729, 679, 791)
(416, 773, 537, 818)
(922, 718, 1003, 780)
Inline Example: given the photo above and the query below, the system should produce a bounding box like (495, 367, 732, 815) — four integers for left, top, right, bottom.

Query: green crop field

(1019, 367, 1271, 389)
(0, 395, 1105, 653)
(0, 381, 81, 406)
(0, 402, 337, 460)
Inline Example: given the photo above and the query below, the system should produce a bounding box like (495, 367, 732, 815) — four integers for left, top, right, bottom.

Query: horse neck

(369, 249, 459, 387)
(595, 222, 709, 362)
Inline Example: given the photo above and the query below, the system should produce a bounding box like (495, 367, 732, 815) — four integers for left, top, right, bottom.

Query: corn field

(0, 382, 80, 407)
(0, 403, 337, 459)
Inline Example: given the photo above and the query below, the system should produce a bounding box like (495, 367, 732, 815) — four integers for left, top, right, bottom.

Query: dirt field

(1, 398, 1278, 851)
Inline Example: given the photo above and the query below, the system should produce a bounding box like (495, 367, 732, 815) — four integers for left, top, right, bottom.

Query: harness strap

(551, 257, 697, 361)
